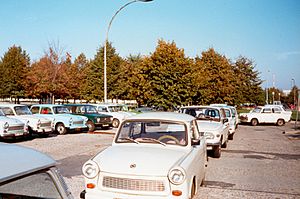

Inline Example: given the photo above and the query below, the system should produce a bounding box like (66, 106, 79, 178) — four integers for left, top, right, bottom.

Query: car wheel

(277, 119, 285, 126)
(112, 118, 120, 128)
(228, 133, 234, 140)
(213, 145, 221, 158)
(87, 120, 95, 132)
(190, 181, 196, 199)
(251, 118, 258, 126)
(56, 123, 67, 135)
(221, 139, 228, 148)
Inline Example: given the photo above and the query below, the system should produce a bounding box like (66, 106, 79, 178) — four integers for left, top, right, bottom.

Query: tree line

(1, 39, 291, 110)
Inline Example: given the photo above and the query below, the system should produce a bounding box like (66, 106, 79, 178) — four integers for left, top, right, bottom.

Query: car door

(219, 108, 229, 141)
(190, 120, 206, 185)
(261, 108, 275, 123)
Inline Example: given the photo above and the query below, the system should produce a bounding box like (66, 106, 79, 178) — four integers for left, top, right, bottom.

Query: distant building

(282, 90, 291, 96)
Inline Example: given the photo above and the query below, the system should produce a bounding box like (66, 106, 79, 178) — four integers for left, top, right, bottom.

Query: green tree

(232, 56, 264, 105)
(0, 46, 30, 102)
(193, 48, 235, 105)
(139, 40, 193, 110)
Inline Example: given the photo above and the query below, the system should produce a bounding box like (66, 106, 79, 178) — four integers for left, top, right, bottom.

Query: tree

(138, 40, 193, 110)
(193, 48, 235, 105)
(232, 56, 264, 105)
(0, 46, 30, 102)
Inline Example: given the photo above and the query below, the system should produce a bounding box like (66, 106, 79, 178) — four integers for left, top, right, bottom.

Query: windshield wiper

(139, 138, 166, 146)
(119, 137, 139, 144)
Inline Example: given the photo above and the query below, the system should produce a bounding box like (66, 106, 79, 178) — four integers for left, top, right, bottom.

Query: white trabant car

(180, 106, 229, 158)
(210, 104, 238, 140)
(91, 103, 135, 128)
(0, 143, 73, 199)
(239, 106, 292, 126)
(81, 112, 207, 199)
(30, 104, 88, 134)
(0, 109, 28, 139)
(0, 104, 53, 137)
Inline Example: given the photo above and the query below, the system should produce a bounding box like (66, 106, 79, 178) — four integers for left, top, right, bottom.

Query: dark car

(65, 104, 113, 132)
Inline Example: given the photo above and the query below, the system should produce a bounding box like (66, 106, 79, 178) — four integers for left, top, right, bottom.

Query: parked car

(0, 109, 28, 139)
(239, 106, 292, 126)
(0, 104, 53, 137)
(0, 142, 73, 198)
(91, 103, 135, 128)
(180, 105, 229, 158)
(80, 112, 207, 199)
(30, 104, 88, 134)
(210, 104, 238, 140)
(64, 104, 113, 132)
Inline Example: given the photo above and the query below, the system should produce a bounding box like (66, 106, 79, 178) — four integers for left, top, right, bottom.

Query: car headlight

(3, 122, 9, 130)
(204, 132, 214, 139)
(69, 118, 73, 126)
(82, 160, 100, 179)
(168, 167, 186, 185)
(37, 119, 41, 128)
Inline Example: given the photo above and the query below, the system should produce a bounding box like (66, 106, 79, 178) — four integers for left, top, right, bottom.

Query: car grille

(102, 176, 165, 192)
(73, 121, 84, 125)
(41, 122, 52, 127)
(8, 125, 24, 131)
(100, 117, 111, 122)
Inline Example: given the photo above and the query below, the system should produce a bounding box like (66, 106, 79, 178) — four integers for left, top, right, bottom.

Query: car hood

(0, 116, 24, 125)
(196, 120, 222, 132)
(11, 115, 49, 123)
(93, 145, 187, 176)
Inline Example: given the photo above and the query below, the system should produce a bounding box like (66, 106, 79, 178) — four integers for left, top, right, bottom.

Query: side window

(30, 107, 40, 114)
(273, 108, 281, 113)
(0, 107, 15, 116)
(262, 108, 272, 113)
(41, 108, 52, 114)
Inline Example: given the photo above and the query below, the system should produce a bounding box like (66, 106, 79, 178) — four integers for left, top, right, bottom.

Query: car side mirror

(223, 118, 228, 123)
(191, 139, 200, 146)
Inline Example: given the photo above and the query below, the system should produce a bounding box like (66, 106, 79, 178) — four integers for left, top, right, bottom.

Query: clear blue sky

(1, 0, 299, 90)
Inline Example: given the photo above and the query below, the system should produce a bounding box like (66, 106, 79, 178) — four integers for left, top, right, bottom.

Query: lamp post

(103, 0, 153, 103)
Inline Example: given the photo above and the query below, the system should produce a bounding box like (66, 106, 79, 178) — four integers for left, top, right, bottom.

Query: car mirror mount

(191, 139, 200, 146)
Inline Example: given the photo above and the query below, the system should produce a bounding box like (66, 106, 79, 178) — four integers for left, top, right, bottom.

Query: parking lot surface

(12, 123, 300, 199)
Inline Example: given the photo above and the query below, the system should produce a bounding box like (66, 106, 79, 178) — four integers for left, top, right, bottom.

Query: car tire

(87, 120, 95, 132)
(221, 139, 228, 148)
(213, 145, 221, 158)
(56, 123, 67, 135)
(228, 133, 234, 140)
(112, 118, 120, 128)
(251, 118, 258, 126)
(277, 119, 285, 126)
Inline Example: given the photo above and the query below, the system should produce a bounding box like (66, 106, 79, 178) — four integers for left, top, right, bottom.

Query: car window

(224, 109, 231, 117)
(98, 106, 108, 112)
(53, 106, 70, 114)
(117, 121, 187, 146)
(252, 108, 261, 113)
(262, 108, 272, 113)
(30, 106, 40, 114)
(272, 108, 281, 113)
(0, 109, 5, 116)
(41, 107, 53, 114)
(0, 107, 15, 116)
(14, 106, 32, 115)
(0, 171, 62, 199)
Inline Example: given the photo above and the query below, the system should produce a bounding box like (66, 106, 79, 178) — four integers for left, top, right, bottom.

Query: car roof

(125, 112, 195, 122)
(0, 103, 26, 108)
(31, 104, 64, 107)
(180, 105, 222, 110)
(0, 143, 56, 183)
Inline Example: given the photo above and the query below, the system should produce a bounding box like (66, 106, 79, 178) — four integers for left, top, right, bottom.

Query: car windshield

(77, 105, 98, 114)
(182, 107, 221, 122)
(0, 109, 5, 116)
(252, 108, 261, 113)
(108, 106, 123, 112)
(53, 106, 70, 114)
(116, 121, 187, 146)
(14, 106, 32, 115)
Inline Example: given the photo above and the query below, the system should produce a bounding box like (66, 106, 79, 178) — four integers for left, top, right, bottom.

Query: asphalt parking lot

(9, 122, 300, 199)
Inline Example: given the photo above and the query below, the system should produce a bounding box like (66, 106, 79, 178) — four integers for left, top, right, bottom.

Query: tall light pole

(103, 0, 153, 103)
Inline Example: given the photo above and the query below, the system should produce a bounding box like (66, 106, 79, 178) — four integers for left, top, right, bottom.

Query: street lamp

(103, 0, 153, 103)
